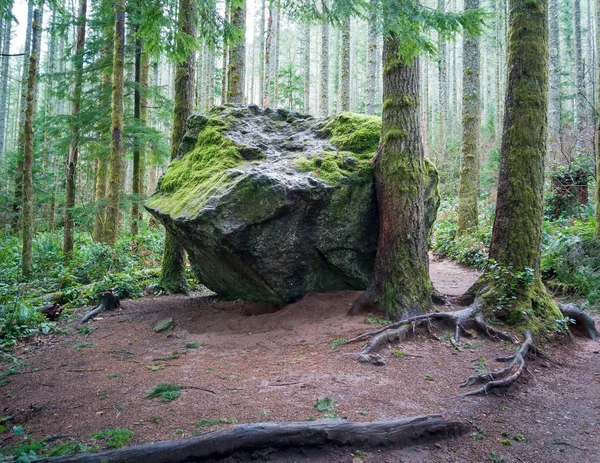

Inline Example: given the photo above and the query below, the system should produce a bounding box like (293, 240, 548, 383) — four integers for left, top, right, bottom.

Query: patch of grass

(78, 325, 94, 335)
(390, 349, 406, 358)
(424, 374, 434, 381)
(185, 342, 204, 349)
(0, 377, 12, 387)
(146, 383, 182, 402)
(106, 373, 123, 379)
(501, 439, 512, 446)
(152, 352, 181, 361)
(91, 428, 133, 449)
(151, 416, 160, 424)
(45, 441, 99, 457)
(513, 433, 526, 442)
(363, 315, 389, 325)
(74, 342, 97, 351)
(438, 332, 453, 341)
(315, 396, 335, 411)
(462, 341, 483, 349)
(321, 413, 338, 419)
(330, 338, 346, 349)
(489, 451, 505, 463)
(475, 356, 488, 374)
(499, 403, 509, 411)
(472, 432, 485, 440)
(146, 365, 165, 372)
(196, 418, 230, 428)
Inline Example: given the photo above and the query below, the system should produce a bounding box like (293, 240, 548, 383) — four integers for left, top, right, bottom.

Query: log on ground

(35, 415, 468, 463)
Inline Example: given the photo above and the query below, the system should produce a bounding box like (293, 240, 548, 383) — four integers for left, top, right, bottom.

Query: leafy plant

(330, 338, 346, 349)
(314, 396, 335, 411)
(390, 349, 406, 358)
(146, 383, 182, 402)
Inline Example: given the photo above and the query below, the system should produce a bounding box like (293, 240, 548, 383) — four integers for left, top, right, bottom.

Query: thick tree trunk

(0, 17, 11, 161)
(158, 0, 196, 294)
(34, 416, 466, 463)
(63, 0, 87, 255)
(302, 23, 310, 113)
(102, 0, 125, 244)
(227, 0, 246, 103)
(338, 17, 350, 112)
(12, 0, 34, 234)
(548, 0, 561, 159)
(319, 20, 329, 116)
(21, 8, 41, 277)
(486, 0, 563, 326)
(365, 0, 378, 115)
(457, 0, 480, 234)
(350, 33, 432, 320)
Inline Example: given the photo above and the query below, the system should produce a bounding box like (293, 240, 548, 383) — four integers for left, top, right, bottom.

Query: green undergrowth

(0, 229, 197, 350)
(433, 200, 599, 308)
(148, 117, 245, 218)
(296, 112, 381, 185)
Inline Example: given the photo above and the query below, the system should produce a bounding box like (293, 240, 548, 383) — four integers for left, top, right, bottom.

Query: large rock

(146, 105, 439, 304)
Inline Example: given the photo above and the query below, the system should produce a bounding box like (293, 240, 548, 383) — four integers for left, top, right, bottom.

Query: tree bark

(302, 23, 310, 113)
(102, 0, 126, 244)
(486, 0, 563, 325)
(227, 0, 246, 103)
(12, 0, 33, 234)
(573, 0, 585, 152)
(0, 16, 11, 161)
(596, 0, 600, 235)
(548, 0, 561, 159)
(263, 0, 272, 107)
(34, 416, 467, 463)
(365, 0, 379, 115)
(457, 0, 480, 234)
(158, 0, 196, 294)
(436, 0, 447, 163)
(270, 0, 279, 105)
(338, 17, 350, 112)
(257, 0, 265, 106)
(63, 0, 87, 255)
(21, 8, 41, 277)
(350, 32, 432, 320)
(319, 19, 329, 116)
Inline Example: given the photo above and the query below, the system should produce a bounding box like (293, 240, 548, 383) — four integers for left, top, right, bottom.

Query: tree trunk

(596, 0, 600, 235)
(319, 20, 329, 116)
(270, 1, 279, 105)
(302, 23, 310, 113)
(158, 0, 196, 294)
(263, 0, 272, 107)
(548, 0, 561, 160)
(365, 0, 378, 115)
(12, 0, 34, 234)
(0, 16, 11, 161)
(338, 17, 350, 112)
(457, 0, 480, 234)
(486, 0, 563, 326)
(573, 0, 585, 152)
(21, 8, 41, 277)
(349, 33, 432, 320)
(436, 0, 447, 163)
(227, 0, 246, 103)
(102, 0, 126, 244)
(63, 0, 87, 255)
(257, 0, 265, 106)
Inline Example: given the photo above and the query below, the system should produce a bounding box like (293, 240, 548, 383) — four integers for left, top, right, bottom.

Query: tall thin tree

(227, 0, 246, 103)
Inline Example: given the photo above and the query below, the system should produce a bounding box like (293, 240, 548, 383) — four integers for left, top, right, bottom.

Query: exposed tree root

(347, 300, 598, 395)
(459, 330, 533, 397)
(79, 291, 120, 325)
(34, 416, 468, 463)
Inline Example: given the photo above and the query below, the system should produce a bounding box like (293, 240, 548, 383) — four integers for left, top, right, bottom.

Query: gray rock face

(146, 105, 439, 304)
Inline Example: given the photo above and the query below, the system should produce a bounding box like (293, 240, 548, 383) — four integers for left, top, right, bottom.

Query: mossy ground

(147, 118, 244, 218)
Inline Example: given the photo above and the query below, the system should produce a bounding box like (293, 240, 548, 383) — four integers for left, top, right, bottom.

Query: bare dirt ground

(1, 257, 600, 462)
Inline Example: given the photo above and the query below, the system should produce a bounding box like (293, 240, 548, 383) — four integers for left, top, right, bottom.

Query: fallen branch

(33, 415, 468, 463)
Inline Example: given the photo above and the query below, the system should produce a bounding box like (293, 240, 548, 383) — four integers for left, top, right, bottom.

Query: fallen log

(34, 415, 468, 463)
(79, 291, 120, 325)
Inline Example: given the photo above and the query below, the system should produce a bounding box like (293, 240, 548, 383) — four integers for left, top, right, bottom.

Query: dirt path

(1, 258, 599, 462)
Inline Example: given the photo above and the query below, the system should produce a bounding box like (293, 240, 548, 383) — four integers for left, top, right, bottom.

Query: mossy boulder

(146, 105, 439, 304)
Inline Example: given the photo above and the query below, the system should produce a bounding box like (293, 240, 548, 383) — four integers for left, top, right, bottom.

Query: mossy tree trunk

(63, 0, 86, 255)
(483, 0, 563, 329)
(102, 0, 125, 244)
(457, 0, 480, 234)
(158, 0, 196, 294)
(227, 0, 246, 103)
(350, 33, 432, 320)
(21, 7, 41, 278)
(338, 17, 350, 112)
(0, 15, 11, 161)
